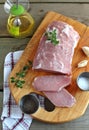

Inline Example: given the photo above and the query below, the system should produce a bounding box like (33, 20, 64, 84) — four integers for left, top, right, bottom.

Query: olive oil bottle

(7, 4, 35, 38)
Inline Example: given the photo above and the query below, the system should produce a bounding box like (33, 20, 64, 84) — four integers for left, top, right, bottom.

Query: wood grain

(8, 11, 89, 123)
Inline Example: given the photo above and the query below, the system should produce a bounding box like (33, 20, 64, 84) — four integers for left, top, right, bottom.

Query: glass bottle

(4, 0, 30, 14)
(7, 4, 35, 38)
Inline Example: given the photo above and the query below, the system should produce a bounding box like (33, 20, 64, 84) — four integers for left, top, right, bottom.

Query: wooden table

(0, 0, 89, 129)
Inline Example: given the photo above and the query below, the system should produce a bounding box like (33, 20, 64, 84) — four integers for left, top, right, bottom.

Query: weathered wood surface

(1, 3, 89, 36)
(0, 0, 89, 130)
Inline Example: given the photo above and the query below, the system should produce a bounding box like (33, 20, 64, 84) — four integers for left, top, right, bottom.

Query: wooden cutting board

(9, 11, 89, 123)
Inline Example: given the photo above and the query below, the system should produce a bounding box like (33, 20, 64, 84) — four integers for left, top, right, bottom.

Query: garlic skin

(78, 60, 88, 68)
(82, 46, 89, 57)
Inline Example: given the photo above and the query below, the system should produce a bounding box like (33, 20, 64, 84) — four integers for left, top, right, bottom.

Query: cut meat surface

(43, 88, 76, 107)
(33, 75, 71, 92)
(33, 21, 80, 74)
(33, 75, 76, 107)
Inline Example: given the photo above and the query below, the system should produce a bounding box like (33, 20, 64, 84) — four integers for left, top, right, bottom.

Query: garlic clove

(82, 46, 89, 57)
(78, 60, 88, 68)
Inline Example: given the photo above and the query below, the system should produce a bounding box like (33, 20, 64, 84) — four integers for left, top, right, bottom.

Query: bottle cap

(10, 5, 25, 16)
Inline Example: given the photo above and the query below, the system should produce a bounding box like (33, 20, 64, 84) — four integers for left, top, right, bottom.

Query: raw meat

(33, 21, 80, 74)
(33, 75, 76, 107)
(33, 75, 71, 92)
(43, 88, 76, 107)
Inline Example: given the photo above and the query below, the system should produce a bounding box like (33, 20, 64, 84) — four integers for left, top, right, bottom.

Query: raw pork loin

(33, 75, 71, 92)
(33, 21, 80, 74)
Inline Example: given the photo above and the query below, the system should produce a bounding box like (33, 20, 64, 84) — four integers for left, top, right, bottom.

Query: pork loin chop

(33, 75, 71, 92)
(43, 88, 76, 107)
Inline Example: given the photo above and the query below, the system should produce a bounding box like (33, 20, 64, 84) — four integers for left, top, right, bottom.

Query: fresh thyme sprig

(10, 77, 25, 88)
(45, 29, 59, 46)
(10, 60, 32, 88)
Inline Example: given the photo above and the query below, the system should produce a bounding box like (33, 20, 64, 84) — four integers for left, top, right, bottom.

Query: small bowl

(19, 93, 40, 114)
(77, 72, 89, 91)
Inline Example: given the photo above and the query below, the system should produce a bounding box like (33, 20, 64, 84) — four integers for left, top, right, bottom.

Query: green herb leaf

(11, 77, 15, 83)
(45, 29, 59, 46)
(15, 79, 25, 88)
(23, 65, 29, 71)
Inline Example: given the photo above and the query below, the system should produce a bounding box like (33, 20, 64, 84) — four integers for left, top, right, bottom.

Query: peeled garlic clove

(82, 46, 89, 57)
(78, 60, 88, 68)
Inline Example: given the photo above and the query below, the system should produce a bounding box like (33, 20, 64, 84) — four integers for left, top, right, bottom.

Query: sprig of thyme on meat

(45, 29, 59, 46)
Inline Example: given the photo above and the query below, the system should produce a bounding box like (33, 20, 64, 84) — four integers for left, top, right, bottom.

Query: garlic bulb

(78, 60, 88, 68)
(82, 46, 89, 57)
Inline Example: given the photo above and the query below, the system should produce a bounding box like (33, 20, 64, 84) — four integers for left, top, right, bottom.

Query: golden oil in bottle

(7, 5, 35, 38)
